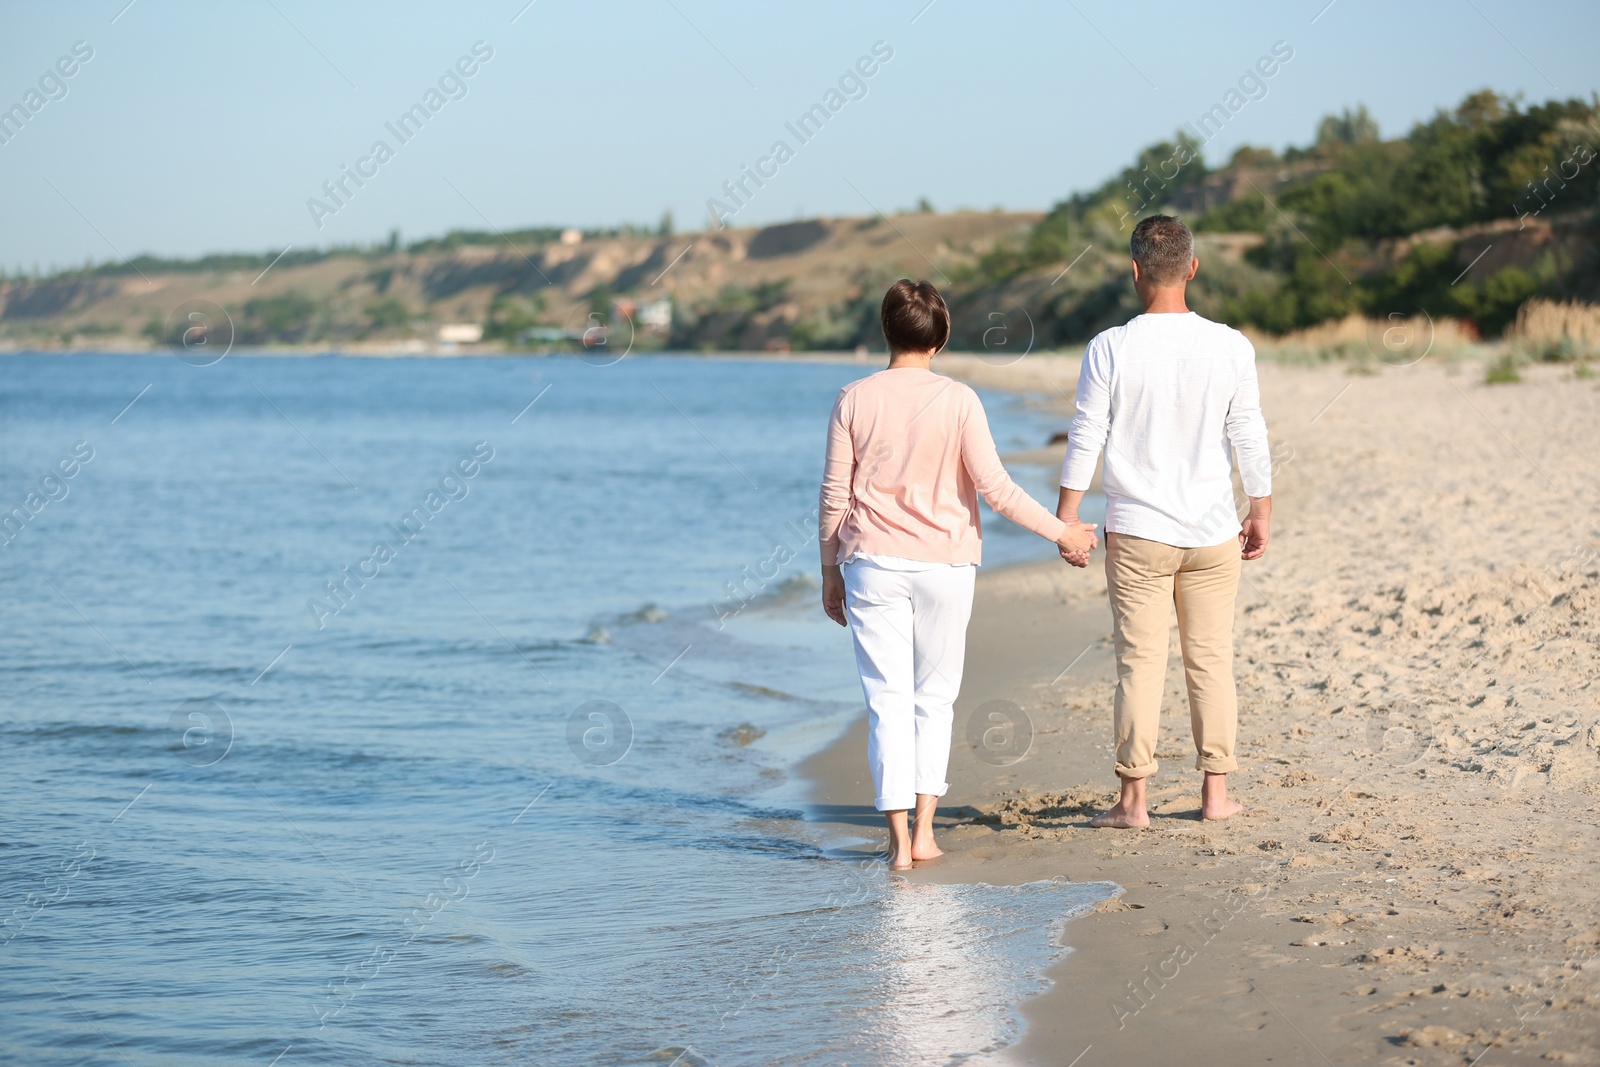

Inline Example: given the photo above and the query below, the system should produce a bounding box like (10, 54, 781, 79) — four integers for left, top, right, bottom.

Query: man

(1057, 214, 1272, 827)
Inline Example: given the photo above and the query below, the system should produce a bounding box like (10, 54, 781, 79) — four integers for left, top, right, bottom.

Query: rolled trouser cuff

(1195, 755, 1238, 774)
(1114, 758, 1159, 780)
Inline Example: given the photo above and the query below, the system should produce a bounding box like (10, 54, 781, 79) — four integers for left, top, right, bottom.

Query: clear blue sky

(2, 0, 1596, 272)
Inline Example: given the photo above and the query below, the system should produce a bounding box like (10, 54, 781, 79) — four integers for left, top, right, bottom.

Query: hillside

(949, 90, 1600, 348)
(3, 89, 1596, 356)
(0, 212, 1042, 355)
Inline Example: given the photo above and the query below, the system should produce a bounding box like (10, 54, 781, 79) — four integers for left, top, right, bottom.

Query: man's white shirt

(1059, 311, 1272, 549)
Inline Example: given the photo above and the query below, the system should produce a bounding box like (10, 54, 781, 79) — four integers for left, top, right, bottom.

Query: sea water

(0, 353, 1113, 1066)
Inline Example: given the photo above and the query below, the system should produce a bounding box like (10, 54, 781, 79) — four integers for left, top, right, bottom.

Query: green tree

(1315, 105, 1380, 151)
(365, 298, 410, 331)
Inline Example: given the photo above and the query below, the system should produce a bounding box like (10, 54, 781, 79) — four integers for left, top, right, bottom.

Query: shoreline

(802, 357, 1600, 1065)
(0, 346, 874, 360)
(797, 555, 1125, 1061)
(0, 347, 1107, 368)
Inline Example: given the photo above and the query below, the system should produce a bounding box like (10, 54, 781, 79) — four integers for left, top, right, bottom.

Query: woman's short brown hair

(880, 279, 951, 354)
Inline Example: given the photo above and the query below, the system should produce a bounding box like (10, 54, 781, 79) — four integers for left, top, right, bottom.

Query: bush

(1194, 194, 1266, 233)
(1485, 354, 1522, 384)
(365, 298, 410, 331)
(483, 292, 548, 342)
(1467, 268, 1540, 337)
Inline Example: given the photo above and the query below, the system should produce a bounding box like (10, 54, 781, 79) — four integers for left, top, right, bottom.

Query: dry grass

(1508, 298, 1600, 353)
(1256, 312, 1478, 349)
(1247, 313, 1481, 367)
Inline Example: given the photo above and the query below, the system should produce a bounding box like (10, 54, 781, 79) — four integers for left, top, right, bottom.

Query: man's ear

(1130, 259, 1143, 283)
(1186, 257, 1199, 281)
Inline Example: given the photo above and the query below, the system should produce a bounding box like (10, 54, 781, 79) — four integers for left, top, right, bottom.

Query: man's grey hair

(1130, 214, 1194, 285)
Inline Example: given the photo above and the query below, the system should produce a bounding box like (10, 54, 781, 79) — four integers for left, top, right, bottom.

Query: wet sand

(804, 355, 1600, 1066)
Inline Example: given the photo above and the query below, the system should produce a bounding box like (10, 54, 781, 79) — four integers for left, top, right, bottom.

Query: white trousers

(842, 558, 977, 811)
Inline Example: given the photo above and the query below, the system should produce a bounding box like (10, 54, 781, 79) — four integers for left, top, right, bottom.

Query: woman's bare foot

(884, 808, 913, 869)
(909, 793, 943, 861)
(1089, 802, 1150, 828)
(1200, 772, 1242, 821)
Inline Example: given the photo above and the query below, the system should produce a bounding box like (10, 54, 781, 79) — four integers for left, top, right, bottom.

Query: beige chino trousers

(1103, 533, 1242, 779)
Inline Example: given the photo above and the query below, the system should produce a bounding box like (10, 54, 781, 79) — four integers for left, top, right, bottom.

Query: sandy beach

(805, 354, 1600, 1065)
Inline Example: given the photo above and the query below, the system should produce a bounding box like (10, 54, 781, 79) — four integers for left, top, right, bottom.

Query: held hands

(821, 564, 848, 626)
(1056, 520, 1098, 568)
(825, 518, 1105, 621)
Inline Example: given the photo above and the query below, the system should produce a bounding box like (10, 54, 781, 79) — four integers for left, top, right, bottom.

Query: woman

(819, 280, 1098, 869)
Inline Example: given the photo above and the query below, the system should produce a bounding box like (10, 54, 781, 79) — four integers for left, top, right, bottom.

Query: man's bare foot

(886, 843, 913, 870)
(1089, 803, 1149, 829)
(1090, 775, 1149, 827)
(909, 835, 943, 861)
(1200, 772, 1242, 821)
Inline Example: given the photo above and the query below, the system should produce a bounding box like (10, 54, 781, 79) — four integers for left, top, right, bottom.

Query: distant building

(637, 297, 672, 329)
(560, 228, 583, 246)
(517, 324, 606, 348)
(436, 323, 483, 344)
(614, 296, 672, 331)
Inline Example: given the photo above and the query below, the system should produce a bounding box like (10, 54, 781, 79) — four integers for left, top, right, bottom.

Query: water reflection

(854, 879, 1115, 1065)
